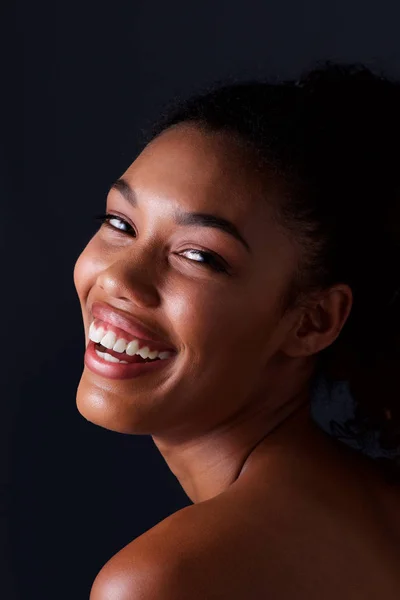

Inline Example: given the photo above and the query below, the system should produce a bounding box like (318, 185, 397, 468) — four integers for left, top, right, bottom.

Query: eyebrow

(110, 178, 251, 252)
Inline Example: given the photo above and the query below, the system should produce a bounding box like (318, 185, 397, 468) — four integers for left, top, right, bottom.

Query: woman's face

(73, 123, 301, 437)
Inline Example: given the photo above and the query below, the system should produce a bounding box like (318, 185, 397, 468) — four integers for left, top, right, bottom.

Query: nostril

(96, 265, 160, 309)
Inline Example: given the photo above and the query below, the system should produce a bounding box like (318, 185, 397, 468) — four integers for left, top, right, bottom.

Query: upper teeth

(88, 321, 173, 360)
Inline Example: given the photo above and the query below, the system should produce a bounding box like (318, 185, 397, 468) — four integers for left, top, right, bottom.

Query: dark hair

(142, 62, 400, 482)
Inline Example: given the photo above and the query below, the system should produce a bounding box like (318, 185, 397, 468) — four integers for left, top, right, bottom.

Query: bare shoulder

(90, 441, 400, 599)
(89, 497, 255, 600)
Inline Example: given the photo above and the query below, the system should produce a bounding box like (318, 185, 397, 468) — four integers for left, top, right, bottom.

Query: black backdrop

(3, 1, 400, 598)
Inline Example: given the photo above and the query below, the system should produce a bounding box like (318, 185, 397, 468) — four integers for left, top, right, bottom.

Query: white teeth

(100, 331, 117, 349)
(113, 338, 128, 353)
(89, 324, 106, 343)
(95, 349, 129, 364)
(126, 339, 140, 356)
(89, 321, 175, 361)
(138, 346, 150, 359)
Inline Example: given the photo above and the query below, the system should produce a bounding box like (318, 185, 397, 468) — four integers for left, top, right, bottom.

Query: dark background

(3, 1, 400, 598)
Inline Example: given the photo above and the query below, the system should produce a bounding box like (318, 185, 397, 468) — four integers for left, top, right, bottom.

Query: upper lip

(90, 301, 176, 352)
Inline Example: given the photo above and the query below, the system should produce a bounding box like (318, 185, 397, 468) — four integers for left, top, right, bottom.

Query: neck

(152, 362, 316, 504)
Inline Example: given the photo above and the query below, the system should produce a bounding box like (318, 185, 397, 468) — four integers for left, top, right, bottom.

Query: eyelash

(94, 213, 229, 274)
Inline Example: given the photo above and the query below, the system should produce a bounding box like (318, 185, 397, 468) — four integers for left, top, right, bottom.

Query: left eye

(178, 249, 228, 273)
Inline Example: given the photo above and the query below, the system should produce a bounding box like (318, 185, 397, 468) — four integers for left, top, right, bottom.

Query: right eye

(94, 213, 136, 236)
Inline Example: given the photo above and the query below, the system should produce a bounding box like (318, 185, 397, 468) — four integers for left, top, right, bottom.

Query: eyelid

(95, 212, 136, 235)
(177, 246, 230, 273)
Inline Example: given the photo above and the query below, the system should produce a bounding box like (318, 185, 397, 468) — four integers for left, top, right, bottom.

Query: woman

(73, 63, 400, 599)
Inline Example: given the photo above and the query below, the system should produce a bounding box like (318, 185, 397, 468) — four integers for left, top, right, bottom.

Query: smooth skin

(74, 123, 400, 599)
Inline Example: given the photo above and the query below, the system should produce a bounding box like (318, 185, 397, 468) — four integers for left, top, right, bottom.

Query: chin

(75, 371, 156, 435)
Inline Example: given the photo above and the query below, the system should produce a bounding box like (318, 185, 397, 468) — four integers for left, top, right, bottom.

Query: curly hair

(141, 61, 400, 483)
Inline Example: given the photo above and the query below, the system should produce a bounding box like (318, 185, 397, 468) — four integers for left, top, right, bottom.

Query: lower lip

(84, 340, 175, 380)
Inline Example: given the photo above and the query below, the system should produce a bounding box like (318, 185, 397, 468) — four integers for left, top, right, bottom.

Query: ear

(282, 284, 353, 358)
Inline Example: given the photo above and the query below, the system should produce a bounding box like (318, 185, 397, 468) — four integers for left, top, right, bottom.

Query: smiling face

(73, 122, 303, 437)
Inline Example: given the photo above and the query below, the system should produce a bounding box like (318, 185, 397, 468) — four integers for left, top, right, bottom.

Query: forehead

(122, 122, 283, 238)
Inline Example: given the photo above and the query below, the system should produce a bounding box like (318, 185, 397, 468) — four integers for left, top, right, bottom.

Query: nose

(96, 254, 161, 309)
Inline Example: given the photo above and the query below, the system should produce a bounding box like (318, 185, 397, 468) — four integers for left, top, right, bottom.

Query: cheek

(164, 279, 276, 362)
(165, 282, 281, 409)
